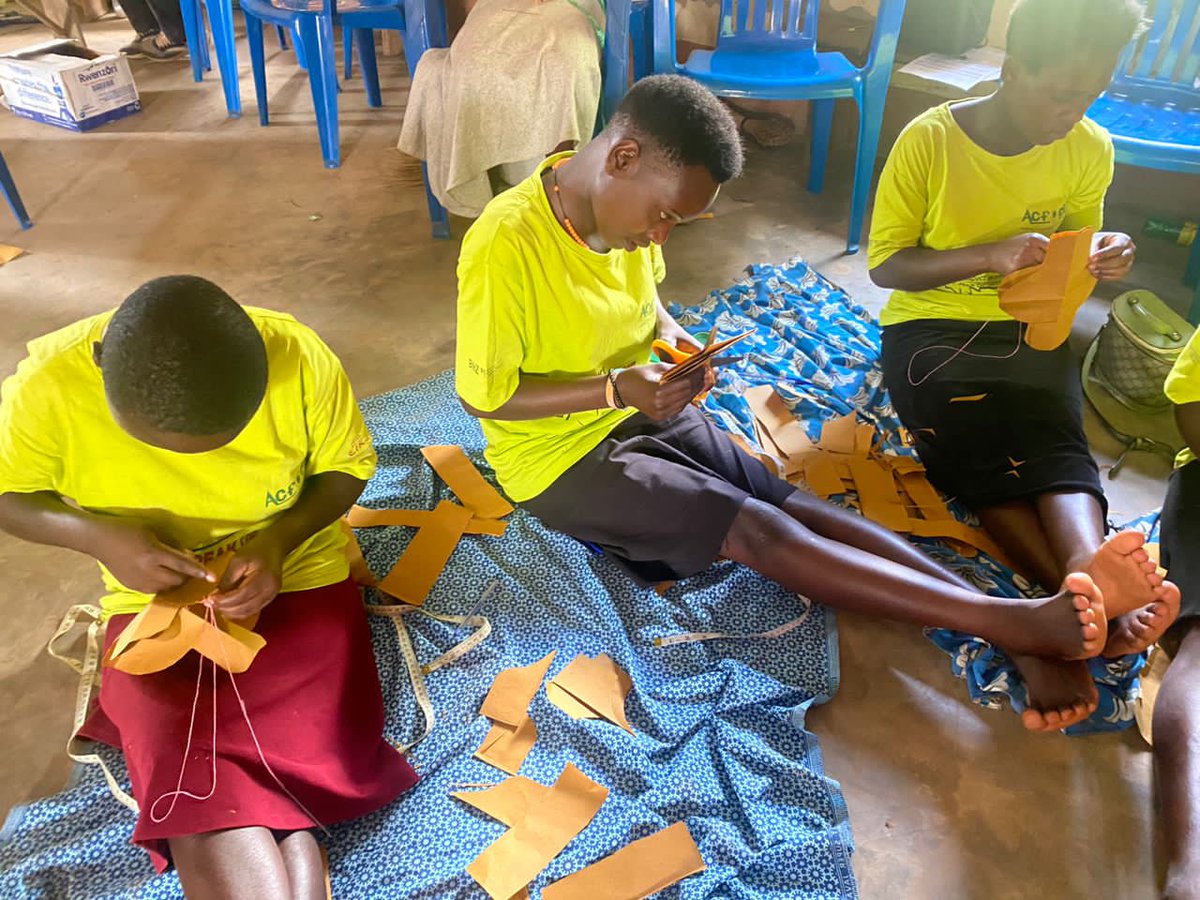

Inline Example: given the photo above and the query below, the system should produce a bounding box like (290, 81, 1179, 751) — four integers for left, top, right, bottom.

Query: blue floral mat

(1, 373, 855, 897)
(668, 256, 1147, 735)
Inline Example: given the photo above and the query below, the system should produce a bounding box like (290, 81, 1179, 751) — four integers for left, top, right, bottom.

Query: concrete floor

(0, 16, 1196, 899)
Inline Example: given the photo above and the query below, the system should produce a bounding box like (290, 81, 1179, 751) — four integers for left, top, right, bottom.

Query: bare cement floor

(0, 16, 1194, 899)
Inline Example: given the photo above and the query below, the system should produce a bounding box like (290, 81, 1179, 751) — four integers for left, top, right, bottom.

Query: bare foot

(1103, 580, 1182, 658)
(1010, 653, 1098, 732)
(1085, 530, 1163, 619)
(1007, 572, 1107, 660)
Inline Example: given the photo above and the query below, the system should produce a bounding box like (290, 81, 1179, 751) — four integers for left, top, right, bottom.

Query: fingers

(212, 571, 276, 619)
(153, 544, 214, 582)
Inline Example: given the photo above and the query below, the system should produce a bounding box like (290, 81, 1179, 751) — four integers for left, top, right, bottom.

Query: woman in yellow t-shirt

(869, 0, 1180, 732)
(0, 277, 415, 894)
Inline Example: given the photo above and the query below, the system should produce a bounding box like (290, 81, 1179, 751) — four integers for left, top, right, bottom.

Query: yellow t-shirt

(1165, 327, 1200, 468)
(869, 102, 1115, 326)
(0, 307, 377, 615)
(456, 152, 666, 502)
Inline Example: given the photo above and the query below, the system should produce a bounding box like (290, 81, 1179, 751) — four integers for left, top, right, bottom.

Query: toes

(1132, 549, 1150, 565)
(1043, 708, 1063, 729)
(1108, 530, 1147, 554)
(1022, 708, 1047, 731)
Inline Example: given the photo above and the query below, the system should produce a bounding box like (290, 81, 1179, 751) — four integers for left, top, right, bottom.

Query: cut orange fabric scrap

(453, 763, 608, 900)
(103, 552, 266, 675)
(999, 227, 1097, 351)
(741, 387, 1007, 562)
(546, 653, 635, 734)
(474, 651, 557, 774)
(344, 445, 512, 605)
(540, 821, 706, 900)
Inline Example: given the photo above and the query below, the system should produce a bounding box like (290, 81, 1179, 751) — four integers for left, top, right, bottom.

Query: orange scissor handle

(651, 339, 695, 365)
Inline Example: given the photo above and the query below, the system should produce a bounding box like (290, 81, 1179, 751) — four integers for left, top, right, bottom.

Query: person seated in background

(118, 0, 188, 61)
(867, 0, 1179, 731)
(1153, 331, 1200, 899)
(398, 0, 605, 218)
(0, 276, 414, 898)
(454, 73, 1117, 705)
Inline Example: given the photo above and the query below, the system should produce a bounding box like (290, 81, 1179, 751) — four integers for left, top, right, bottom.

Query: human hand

(210, 534, 285, 621)
(615, 363, 709, 421)
(91, 520, 214, 594)
(988, 233, 1050, 276)
(657, 319, 704, 354)
(1089, 232, 1136, 281)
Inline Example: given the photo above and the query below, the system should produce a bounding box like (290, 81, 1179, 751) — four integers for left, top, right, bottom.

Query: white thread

(906, 320, 1025, 387)
(148, 606, 330, 837)
(149, 644, 217, 823)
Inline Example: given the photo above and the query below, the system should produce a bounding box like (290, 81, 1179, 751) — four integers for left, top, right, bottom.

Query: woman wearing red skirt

(0, 276, 416, 898)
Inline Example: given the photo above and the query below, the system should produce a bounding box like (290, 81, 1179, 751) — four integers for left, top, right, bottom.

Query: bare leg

(171, 826, 290, 900)
(278, 830, 325, 900)
(976, 500, 1062, 590)
(1156, 623, 1200, 900)
(781, 492, 1098, 730)
(721, 498, 1105, 659)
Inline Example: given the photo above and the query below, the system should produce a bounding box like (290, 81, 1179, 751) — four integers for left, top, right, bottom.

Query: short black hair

(610, 74, 743, 183)
(100, 275, 268, 435)
(1008, 0, 1146, 73)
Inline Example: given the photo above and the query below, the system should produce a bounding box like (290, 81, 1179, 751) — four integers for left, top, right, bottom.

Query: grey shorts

(521, 406, 796, 584)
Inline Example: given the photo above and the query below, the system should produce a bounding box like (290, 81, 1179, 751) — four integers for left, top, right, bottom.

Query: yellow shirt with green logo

(0, 307, 376, 616)
(869, 102, 1115, 326)
(1165, 327, 1200, 468)
(456, 152, 666, 502)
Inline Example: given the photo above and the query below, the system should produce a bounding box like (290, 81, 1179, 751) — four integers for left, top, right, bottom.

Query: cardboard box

(0, 40, 140, 132)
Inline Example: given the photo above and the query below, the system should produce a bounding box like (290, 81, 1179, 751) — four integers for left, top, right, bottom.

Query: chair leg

(422, 161, 450, 240)
(846, 91, 884, 255)
(179, 0, 206, 82)
(807, 98, 834, 195)
(354, 29, 381, 107)
(276, 24, 289, 50)
(343, 25, 354, 80)
(206, 0, 242, 117)
(298, 15, 340, 168)
(293, 24, 308, 69)
(197, 4, 212, 73)
(244, 10, 269, 126)
(0, 153, 32, 230)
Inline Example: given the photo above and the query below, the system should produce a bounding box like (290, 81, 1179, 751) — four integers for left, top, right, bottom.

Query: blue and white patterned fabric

(1, 370, 856, 899)
(667, 257, 1146, 736)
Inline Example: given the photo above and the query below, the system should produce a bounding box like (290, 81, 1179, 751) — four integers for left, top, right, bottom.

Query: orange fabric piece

(949, 393, 988, 403)
(816, 413, 858, 455)
(544, 682, 600, 720)
(540, 822, 706, 900)
(547, 654, 634, 734)
(475, 717, 540, 776)
(847, 457, 909, 532)
(455, 764, 609, 900)
(103, 553, 266, 675)
(659, 329, 754, 384)
(480, 651, 557, 727)
(346, 505, 508, 536)
(998, 227, 1097, 351)
(421, 445, 515, 520)
(377, 500, 474, 605)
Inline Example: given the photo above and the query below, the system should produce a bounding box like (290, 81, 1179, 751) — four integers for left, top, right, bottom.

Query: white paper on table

(898, 46, 1006, 91)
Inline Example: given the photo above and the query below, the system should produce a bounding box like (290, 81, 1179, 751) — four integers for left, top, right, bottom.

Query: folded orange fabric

(540, 822, 706, 899)
(103, 552, 266, 675)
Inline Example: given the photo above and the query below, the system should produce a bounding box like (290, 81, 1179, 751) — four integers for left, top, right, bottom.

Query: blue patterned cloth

(1, 371, 856, 899)
(667, 257, 1147, 736)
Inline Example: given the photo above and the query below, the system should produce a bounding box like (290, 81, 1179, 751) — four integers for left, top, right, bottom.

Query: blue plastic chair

(240, 0, 450, 237)
(178, 0, 242, 117)
(619, 0, 906, 254)
(1087, 0, 1200, 318)
(0, 151, 31, 230)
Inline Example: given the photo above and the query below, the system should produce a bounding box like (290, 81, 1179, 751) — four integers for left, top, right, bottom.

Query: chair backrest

(717, 0, 819, 40)
(1112, 0, 1200, 89)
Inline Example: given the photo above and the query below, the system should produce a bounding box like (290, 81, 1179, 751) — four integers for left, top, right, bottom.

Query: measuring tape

(47, 604, 139, 813)
(652, 596, 813, 648)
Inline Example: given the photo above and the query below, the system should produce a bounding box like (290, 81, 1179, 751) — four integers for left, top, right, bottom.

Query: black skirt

(880, 318, 1106, 513)
(521, 406, 796, 584)
(1161, 461, 1200, 637)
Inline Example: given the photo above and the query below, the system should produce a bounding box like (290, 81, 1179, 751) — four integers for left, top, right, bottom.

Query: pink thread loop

(906, 320, 1025, 388)
(148, 606, 329, 836)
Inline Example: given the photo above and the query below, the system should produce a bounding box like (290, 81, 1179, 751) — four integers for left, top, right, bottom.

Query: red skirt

(80, 578, 418, 872)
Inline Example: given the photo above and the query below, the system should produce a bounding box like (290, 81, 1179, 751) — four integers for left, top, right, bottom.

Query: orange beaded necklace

(548, 161, 590, 250)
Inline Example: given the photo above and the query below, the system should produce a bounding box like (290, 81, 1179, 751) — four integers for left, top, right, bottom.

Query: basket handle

(1128, 297, 1183, 341)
